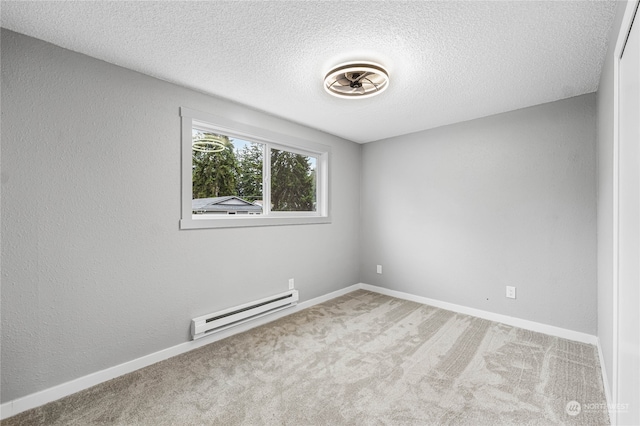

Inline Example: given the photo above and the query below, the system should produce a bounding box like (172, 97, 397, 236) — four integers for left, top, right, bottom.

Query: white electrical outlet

(506, 286, 516, 299)
(288, 278, 295, 290)
(376, 265, 383, 274)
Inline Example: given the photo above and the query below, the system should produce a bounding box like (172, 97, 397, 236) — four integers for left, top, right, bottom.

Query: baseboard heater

(191, 289, 299, 340)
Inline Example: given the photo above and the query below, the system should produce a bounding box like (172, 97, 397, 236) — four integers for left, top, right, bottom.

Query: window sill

(180, 215, 332, 230)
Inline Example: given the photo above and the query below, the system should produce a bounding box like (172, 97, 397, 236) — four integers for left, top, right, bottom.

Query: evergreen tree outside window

(271, 149, 316, 212)
(192, 131, 241, 200)
(237, 142, 264, 204)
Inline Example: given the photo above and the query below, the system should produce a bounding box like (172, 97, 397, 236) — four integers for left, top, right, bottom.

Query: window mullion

(263, 143, 271, 216)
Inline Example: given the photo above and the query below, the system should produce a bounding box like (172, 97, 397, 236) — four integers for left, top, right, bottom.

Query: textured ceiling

(1, 1, 617, 143)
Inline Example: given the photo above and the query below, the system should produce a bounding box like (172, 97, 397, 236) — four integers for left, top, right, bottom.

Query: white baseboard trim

(596, 337, 615, 423)
(297, 284, 360, 310)
(0, 284, 360, 420)
(1, 282, 598, 420)
(358, 283, 598, 345)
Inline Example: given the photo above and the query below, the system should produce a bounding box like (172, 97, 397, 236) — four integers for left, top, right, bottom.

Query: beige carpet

(2, 290, 609, 425)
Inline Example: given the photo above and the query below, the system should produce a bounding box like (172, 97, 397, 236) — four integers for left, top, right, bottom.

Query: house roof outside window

(192, 196, 262, 214)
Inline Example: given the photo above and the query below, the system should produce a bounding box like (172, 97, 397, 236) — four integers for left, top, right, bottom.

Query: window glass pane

(270, 148, 317, 212)
(192, 128, 264, 215)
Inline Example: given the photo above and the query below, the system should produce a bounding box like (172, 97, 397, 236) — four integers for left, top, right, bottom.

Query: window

(180, 107, 330, 229)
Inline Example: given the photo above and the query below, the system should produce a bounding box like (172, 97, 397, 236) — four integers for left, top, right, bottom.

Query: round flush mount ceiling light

(323, 62, 389, 99)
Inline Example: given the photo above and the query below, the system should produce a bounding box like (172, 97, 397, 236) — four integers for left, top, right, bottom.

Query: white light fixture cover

(324, 62, 389, 99)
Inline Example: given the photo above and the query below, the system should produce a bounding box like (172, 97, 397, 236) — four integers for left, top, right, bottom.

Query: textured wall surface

(596, 0, 628, 397)
(0, 30, 361, 402)
(360, 94, 598, 334)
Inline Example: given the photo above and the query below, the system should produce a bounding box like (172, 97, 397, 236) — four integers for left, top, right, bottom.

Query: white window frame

(180, 107, 331, 229)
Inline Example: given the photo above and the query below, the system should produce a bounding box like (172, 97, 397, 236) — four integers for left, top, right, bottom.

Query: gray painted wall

(596, 0, 629, 399)
(0, 30, 361, 402)
(360, 94, 597, 334)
